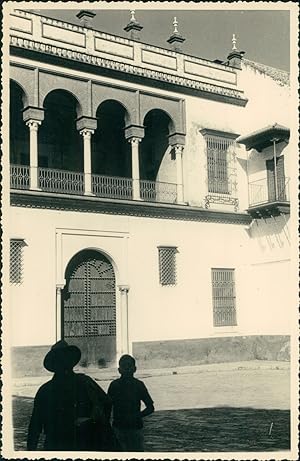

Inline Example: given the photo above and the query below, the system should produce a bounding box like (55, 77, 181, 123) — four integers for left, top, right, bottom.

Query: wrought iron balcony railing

(249, 177, 290, 207)
(39, 167, 84, 195)
(92, 174, 133, 200)
(140, 179, 177, 203)
(10, 164, 30, 189)
(10, 165, 178, 204)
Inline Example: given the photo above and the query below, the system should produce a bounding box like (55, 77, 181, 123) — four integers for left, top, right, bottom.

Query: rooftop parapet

(9, 9, 247, 105)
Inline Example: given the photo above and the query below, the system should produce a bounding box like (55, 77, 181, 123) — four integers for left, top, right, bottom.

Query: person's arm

(140, 383, 154, 418)
(84, 375, 112, 423)
(27, 390, 44, 450)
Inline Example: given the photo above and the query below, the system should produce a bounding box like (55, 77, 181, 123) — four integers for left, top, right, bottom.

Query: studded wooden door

(62, 250, 116, 367)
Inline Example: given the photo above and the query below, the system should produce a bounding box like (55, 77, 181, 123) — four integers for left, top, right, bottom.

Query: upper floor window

(211, 268, 237, 327)
(201, 129, 239, 210)
(10, 239, 27, 284)
(158, 246, 177, 286)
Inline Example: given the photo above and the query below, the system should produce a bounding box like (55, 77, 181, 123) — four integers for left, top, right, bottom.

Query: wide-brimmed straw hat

(43, 340, 81, 372)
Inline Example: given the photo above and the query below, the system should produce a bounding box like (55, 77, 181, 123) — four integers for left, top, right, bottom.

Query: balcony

(248, 177, 290, 217)
(10, 165, 177, 204)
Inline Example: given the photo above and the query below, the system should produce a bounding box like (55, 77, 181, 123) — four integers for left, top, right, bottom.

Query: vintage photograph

(2, 1, 298, 459)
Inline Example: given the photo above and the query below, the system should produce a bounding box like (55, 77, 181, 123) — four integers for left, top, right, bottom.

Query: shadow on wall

(13, 397, 290, 452)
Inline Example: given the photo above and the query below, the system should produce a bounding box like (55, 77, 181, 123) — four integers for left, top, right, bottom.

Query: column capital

(118, 285, 130, 294)
(129, 137, 142, 146)
(23, 106, 44, 124)
(124, 124, 145, 141)
(80, 128, 94, 138)
(26, 120, 41, 131)
(174, 144, 184, 155)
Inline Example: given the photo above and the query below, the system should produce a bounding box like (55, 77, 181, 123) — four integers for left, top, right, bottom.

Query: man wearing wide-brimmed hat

(27, 340, 114, 451)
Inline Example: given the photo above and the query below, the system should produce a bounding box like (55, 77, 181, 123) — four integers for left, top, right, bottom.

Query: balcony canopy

(236, 123, 290, 151)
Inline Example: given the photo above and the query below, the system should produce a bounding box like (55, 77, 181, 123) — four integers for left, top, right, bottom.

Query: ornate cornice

(10, 191, 252, 225)
(10, 35, 248, 106)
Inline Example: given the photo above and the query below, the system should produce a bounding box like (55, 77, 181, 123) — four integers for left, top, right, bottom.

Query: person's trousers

(113, 427, 144, 452)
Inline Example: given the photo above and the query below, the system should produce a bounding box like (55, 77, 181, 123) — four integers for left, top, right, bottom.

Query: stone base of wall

(11, 345, 51, 378)
(11, 335, 290, 377)
(132, 335, 290, 369)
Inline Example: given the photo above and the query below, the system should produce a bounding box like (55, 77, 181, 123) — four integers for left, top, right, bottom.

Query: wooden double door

(62, 250, 116, 367)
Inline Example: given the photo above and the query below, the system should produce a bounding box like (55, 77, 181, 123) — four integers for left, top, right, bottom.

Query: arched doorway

(39, 90, 82, 170)
(62, 249, 116, 367)
(10, 80, 29, 165)
(140, 109, 173, 181)
(93, 100, 131, 177)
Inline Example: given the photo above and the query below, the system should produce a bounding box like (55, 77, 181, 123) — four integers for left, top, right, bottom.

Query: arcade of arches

(10, 82, 185, 203)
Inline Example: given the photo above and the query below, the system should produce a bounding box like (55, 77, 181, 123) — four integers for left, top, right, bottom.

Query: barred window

(211, 268, 237, 327)
(201, 130, 238, 197)
(207, 137, 230, 194)
(158, 246, 177, 286)
(10, 239, 26, 284)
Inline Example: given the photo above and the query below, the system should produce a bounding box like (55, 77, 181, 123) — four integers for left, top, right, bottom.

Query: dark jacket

(27, 372, 112, 451)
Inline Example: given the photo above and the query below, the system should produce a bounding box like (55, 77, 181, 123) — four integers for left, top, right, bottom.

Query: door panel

(62, 250, 116, 367)
(266, 156, 285, 201)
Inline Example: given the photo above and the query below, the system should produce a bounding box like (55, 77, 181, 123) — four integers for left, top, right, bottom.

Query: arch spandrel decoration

(10, 67, 34, 107)
(140, 93, 185, 134)
(39, 73, 88, 117)
(91, 84, 136, 124)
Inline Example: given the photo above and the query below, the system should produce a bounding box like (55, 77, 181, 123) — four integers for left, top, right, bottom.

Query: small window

(211, 268, 237, 326)
(158, 246, 177, 286)
(10, 239, 27, 284)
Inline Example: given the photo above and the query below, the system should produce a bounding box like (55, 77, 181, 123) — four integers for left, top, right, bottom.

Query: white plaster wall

(239, 63, 290, 134)
(9, 206, 292, 349)
(183, 94, 246, 208)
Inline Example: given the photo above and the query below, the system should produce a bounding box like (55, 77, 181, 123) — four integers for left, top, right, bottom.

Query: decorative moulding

(22, 106, 45, 123)
(200, 128, 240, 139)
(76, 116, 98, 132)
(124, 125, 145, 140)
(10, 36, 248, 107)
(10, 191, 252, 225)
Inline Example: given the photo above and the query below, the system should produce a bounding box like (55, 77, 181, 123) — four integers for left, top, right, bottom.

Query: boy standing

(108, 354, 154, 452)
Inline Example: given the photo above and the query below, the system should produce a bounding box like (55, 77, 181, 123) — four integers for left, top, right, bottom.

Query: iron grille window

(10, 239, 26, 284)
(158, 246, 177, 286)
(206, 136, 234, 194)
(211, 268, 237, 326)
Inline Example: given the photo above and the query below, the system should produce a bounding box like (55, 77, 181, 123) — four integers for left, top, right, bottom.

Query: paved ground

(11, 361, 291, 453)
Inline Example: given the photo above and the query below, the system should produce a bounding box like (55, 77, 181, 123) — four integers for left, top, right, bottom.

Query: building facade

(8, 9, 293, 376)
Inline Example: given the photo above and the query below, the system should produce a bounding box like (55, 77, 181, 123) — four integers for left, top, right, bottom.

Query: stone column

(80, 129, 94, 196)
(118, 285, 130, 355)
(26, 120, 41, 190)
(23, 107, 44, 190)
(56, 285, 64, 341)
(175, 144, 184, 203)
(130, 137, 141, 200)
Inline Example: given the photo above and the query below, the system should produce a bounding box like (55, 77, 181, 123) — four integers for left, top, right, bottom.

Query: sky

(31, 5, 290, 71)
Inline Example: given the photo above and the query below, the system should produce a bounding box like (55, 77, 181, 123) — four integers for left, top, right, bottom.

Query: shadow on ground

(13, 396, 290, 452)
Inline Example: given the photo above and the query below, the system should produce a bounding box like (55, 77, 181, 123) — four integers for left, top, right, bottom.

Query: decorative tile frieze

(10, 35, 247, 104)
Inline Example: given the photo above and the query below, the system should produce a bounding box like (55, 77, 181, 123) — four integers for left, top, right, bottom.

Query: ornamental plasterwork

(10, 35, 246, 102)
(11, 192, 250, 225)
(94, 30, 133, 46)
(40, 16, 86, 33)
